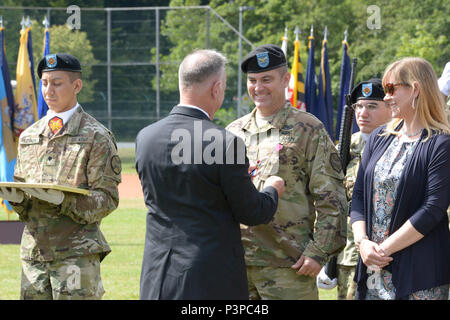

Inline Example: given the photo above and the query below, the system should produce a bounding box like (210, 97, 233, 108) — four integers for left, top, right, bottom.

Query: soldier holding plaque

(0, 53, 121, 300)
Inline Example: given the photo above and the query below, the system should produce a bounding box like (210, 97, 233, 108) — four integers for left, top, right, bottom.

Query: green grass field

(0, 147, 337, 300)
(0, 197, 337, 300)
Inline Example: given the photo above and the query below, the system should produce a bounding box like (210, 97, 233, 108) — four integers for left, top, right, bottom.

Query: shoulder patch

(110, 155, 121, 175)
(330, 152, 342, 173)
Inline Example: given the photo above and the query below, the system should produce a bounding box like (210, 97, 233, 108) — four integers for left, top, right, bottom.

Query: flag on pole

(38, 17, 50, 119)
(335, 32, 352, 140)
(0, 25, 17, 215)
(25, 17, 37, 99)
(281, 26, 288, 59)
(317, 27, 333, 137)
(288, 26, 306, 111)
(281, 27, 289, 101)
(305, 25, 317, 116)
(14, 24, 39, 139)
(0, 24, 15, 133)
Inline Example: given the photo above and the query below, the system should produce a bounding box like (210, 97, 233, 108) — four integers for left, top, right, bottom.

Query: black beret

(241, 44, 287, 74)
(37, 53, 82, 79)
(350, 78, 385, 105)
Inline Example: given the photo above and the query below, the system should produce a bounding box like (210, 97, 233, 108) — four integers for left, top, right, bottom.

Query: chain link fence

(0, 5, 254, 141)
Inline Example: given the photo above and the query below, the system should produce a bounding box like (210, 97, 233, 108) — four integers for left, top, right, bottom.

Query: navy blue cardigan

(350, 125, 450, 299)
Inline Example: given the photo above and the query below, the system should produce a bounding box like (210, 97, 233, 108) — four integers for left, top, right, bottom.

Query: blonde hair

(381, 57, 450, 141)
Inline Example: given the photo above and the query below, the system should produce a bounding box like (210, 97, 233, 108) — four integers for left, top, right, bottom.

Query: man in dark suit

(136, 49, 285, 300)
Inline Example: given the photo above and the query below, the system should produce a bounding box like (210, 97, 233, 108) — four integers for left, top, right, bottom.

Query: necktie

(48, 116, 63, 134)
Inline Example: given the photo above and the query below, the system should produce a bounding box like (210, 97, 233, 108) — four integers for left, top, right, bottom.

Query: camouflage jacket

(226, 102, 347, 267)
(337, 131, 365, 266)
(12, 106, 121, 262)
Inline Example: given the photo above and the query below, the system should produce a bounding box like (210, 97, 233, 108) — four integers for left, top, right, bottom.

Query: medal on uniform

(250, 160, 262, 177)
(48, 116, 63, 134)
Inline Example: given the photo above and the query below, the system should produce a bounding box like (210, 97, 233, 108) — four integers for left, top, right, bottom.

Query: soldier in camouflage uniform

(0, 54, 121, 299)
(226, 44, 347, 300)
(335, 79, 391, 300)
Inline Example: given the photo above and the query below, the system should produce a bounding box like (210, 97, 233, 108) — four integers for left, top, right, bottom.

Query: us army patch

(330, 153, 342, 173)
(110, 155, 121, 175)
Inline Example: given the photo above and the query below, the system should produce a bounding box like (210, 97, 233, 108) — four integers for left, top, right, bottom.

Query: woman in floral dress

(350, 57, 450, 300)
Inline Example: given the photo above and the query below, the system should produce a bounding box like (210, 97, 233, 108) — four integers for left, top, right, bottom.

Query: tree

(30, 21, 98, 103)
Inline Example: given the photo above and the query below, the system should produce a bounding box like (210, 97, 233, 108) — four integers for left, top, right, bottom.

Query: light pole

(237, 6, 254, 118)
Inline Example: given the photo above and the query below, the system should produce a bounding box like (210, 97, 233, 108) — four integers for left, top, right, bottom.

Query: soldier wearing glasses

(334, 78, 391, 299)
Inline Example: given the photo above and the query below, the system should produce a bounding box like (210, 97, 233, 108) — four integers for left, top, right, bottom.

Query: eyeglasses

(351, 103, 380, 111)
(383, 82, 409, 95)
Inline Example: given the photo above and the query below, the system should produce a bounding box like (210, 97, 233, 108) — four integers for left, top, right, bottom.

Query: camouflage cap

(241, 44, 287, 74)
(350, 78, 385, 104)
(37, 53, 82, 78)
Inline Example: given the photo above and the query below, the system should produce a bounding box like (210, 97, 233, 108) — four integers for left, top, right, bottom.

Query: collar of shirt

(47, 103, 80, 125)
(241, 102, 291, 134)
(255, 112, 276, 128)
(361, 132, 370, 142)
(178, 104, 210, 119)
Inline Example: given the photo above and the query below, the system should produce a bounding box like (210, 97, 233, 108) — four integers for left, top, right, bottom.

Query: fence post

(206, 7, 210, 49)
(106, 8, 112, 130)
(155, 8, 160, 121)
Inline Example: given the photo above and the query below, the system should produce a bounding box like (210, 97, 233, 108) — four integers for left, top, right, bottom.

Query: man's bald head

(179, 49, 227, 90)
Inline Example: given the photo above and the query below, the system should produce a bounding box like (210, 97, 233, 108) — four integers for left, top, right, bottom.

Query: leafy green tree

(30, 21, 98, 103)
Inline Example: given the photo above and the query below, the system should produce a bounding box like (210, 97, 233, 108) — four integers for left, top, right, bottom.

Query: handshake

(0, 186, 64, 205)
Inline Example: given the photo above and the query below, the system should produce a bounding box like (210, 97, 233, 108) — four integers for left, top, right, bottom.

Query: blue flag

(0, 28, 15, 130)
(26, 27, 37, 98)
(0, 27, 17, 214)
(317, 39, 333, 137)
(305, 34, 317, 116)
(336, 39, 351, 140)
(38, 28, 50, 119)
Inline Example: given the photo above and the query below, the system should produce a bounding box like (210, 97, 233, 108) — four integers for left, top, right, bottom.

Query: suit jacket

(136, 105, 279, 300)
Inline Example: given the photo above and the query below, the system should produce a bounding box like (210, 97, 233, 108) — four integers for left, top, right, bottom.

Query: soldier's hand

(263, 175, 286, 198)
(291, 255, 322, 277)
(0, 186, 24, 203)
(22, 188, 64, 205)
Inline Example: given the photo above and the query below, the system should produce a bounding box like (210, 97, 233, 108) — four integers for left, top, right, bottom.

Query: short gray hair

(179, 49, 227, 88)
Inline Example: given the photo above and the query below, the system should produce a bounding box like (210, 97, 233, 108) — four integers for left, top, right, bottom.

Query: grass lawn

(0, 196, 337, 300)
(0, 198, 147, 300)
(118, 146, 137, 175)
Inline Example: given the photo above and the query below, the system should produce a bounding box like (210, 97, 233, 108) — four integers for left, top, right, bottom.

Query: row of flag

(284, 25, 357, 140)
(0, 16, 50, 217)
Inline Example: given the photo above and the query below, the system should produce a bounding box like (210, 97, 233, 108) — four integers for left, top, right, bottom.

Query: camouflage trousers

(337, 264, 356, 300)
(21, 254, 104, 300)
(247, 266, 318, 300)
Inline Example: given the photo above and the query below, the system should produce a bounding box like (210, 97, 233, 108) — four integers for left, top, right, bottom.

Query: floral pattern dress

(365, 135, 449, 300)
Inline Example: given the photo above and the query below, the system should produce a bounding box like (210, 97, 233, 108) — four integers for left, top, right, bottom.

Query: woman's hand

(359, 239, 393, 269)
